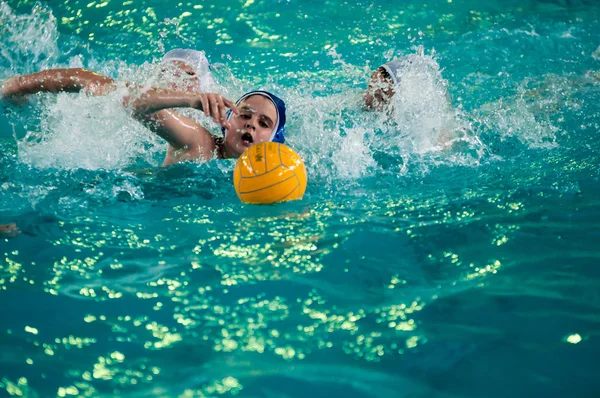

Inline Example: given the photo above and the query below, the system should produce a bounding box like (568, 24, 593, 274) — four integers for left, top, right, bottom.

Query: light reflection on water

(4, 164, 598, 396)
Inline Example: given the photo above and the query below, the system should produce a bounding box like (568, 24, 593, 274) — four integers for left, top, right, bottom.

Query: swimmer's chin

(222, 141, 251, 159)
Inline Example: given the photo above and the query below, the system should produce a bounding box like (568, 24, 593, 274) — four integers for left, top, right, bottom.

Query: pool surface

(1, 0, 600, 396)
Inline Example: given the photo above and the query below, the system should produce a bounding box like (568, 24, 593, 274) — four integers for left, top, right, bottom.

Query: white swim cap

(380, 58, 406, 85)
(162, 48, 215, 90)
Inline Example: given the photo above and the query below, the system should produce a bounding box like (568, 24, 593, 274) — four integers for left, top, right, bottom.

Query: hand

(0, 223, 20, 238)
(191, 93, 239, 129)
(1, 76, 28, 106)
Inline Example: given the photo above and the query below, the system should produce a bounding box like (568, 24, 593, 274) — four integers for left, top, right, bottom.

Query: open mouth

(241, 132, 254, 144)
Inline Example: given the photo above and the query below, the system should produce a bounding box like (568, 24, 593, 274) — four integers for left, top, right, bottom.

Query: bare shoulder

(154, 110, 219, 164)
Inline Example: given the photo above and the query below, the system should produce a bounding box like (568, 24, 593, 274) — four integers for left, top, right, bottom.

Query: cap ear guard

(271, 128, 286, 144)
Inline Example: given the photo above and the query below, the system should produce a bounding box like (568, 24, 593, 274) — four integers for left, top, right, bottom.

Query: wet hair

(377, 66, 392, 80)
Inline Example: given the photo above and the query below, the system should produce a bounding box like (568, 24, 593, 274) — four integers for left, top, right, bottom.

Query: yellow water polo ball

(233, 142, 307, 204)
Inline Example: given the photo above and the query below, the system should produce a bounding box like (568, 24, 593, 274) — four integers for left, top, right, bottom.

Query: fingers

(210, 94, 236, 128)
(217, 98, 228, 122)
(0, 223, 20, 238)
(222, 98, 239, 114)
(199, 94, 209, 118)
(193, 93, 237, 128)
(207, 93, 220, 124)
(214, 95, 235, 123)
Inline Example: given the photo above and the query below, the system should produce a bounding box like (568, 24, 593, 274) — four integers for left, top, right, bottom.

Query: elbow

(125, 90, 149, 117)
(127, 94, 158, 126)
(125, 88, 165, 117)
(128, 99, 148, 120)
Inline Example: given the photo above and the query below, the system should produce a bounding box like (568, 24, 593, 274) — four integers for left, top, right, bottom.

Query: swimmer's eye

(240, 114, 251, 119)
(260, 121, 269, 128)
(185, 70, 196, 76)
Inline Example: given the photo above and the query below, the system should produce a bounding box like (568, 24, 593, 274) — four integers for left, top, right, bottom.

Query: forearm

(127, 89, 236, 151)
(1, 68, 115, 98)
(126, 88, 199, 116)
(127, 89, 237, 129)
(144, 110, 200, 150)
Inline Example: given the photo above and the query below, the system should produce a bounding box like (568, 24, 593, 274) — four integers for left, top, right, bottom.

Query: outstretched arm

(1, 68, 116, 102)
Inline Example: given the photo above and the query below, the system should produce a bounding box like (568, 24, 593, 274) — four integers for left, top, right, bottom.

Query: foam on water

(0, 3, 60, 75)
(16, 88, 164, 170)
(0, 4, 521, 183)
(280, 47, 487, 183)
(0, 2, 580, 180)
(388, 52, 453, 147)
(474, 72, 591, 149)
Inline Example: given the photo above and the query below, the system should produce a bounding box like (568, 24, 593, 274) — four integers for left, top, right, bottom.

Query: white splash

(387, 50, 462, 154)
(0, 3, 60, 74)
(285, 90, 378, 183)
(17, 89, 165, 170)
(283, 48, 484, 182)
(476, 74, 577, 149)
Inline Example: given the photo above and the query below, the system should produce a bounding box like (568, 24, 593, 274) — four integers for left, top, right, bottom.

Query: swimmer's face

(364, 68, 395, 111)
(224, 95, 277, 158)
(162, 60, 201, 92)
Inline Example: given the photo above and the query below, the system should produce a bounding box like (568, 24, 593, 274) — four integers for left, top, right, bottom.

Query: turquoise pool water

(1, 0, 600, 396)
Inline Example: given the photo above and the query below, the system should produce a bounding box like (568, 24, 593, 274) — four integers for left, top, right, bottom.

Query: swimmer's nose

(245, 118, 256, 130)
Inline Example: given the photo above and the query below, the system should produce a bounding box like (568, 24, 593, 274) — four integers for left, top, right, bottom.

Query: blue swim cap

(222, 90, 287, 144)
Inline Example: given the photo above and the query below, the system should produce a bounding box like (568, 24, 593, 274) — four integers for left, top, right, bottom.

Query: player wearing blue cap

(1, 48, 287, 165)
(129, 87, 286, 164)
